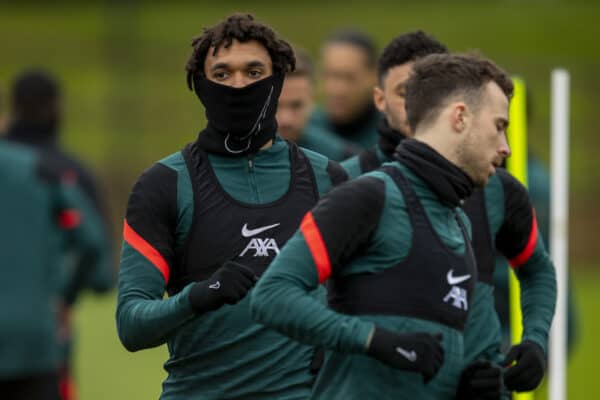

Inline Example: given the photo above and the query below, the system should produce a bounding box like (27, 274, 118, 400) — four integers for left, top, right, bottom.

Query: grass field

(74, 268, 598, 399)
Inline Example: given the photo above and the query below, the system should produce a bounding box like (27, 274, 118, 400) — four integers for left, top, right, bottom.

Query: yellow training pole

(506, 77, 533, 400)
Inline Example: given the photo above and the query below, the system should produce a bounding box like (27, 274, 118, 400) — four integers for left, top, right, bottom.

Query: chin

(473, 175, 489, 188)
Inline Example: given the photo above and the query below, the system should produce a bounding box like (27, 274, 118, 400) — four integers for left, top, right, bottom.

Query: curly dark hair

(378, 31, 448, 84)
(405, 53, 514, 133)
(186, 13, 295, 90)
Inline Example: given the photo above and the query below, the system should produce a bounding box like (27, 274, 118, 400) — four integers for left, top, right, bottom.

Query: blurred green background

(1, 1, 598, 398)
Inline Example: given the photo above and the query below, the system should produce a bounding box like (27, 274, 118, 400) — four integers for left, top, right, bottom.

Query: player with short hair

(251, 53, 513, 399)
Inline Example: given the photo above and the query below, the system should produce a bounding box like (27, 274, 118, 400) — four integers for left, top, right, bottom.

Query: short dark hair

(11, 69, 60, 123)
(324, 29, 378, 68)
(287, 47, 314, 81)
(378, 30, 448, 84)
(186, 13, 295, 90)
(405, 53, 514, 132)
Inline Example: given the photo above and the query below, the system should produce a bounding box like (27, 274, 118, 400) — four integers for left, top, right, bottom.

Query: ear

(373, 86, 386, 114)
(450, 103, 469, 133)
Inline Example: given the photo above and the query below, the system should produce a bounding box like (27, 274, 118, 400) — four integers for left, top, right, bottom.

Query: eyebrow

(394, 82, 407, 91)
(209, 60, 267, 72)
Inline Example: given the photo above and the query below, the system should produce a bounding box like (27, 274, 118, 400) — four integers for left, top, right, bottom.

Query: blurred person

(116, 14, 347, 399)
(277, 48, 358, 161)
(341, 31, 448, 178)
(251, 53, 513, 399)
(3, 69, 115, 400)
(338, 30, 558, 397)
(307, 29, 381, 150)
(0, 139, 109, 400)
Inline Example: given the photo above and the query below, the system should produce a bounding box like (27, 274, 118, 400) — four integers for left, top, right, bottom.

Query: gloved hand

(503, 340, 546, 392)
(366, 327, 444, 383)
(456, 361, 503, 400)
(189, 261, 258, 314)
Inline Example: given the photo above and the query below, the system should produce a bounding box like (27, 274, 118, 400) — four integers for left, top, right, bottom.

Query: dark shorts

(0, 372, 60, 400)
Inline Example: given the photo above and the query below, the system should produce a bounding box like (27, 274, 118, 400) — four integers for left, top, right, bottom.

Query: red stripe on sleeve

(58, 209, 81, 229)
(509, 210, 539, 269)
(123, 219, 170, 283)
(300, 212, 332, 283)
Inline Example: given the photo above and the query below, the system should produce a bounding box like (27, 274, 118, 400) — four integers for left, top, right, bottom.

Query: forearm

(116, 245, 195, 352)
(516, 241, 557, 353)
(250, 233, 373, 354)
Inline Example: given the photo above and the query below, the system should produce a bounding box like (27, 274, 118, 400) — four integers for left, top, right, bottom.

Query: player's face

(321, 43, 376, 123)
(204, 40, 273, 88)
(276, 76, 314, 142)
(459, 81, 511, 187)
(374, 62, 413, 136)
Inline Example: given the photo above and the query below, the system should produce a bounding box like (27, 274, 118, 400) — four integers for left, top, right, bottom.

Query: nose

(499, 134, 511, 158)
(231, 72, 249, 88)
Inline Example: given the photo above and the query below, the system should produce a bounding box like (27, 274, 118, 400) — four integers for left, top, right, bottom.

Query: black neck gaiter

(193, 73, 284, 156)
(377, 118, 407, 159)
(394, 139, 474, 208)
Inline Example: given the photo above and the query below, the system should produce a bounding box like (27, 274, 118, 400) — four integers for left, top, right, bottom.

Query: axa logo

(239, 222, 280, 257)
(443, 269, 470, 311)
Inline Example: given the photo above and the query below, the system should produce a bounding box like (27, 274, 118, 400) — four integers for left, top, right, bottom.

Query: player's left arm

(495, 169, 557, 391)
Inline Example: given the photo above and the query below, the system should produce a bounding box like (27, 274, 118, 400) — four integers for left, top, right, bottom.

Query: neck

(5, 120, 58, 147)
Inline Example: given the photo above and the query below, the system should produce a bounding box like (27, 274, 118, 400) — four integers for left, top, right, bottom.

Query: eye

(248, 69, 263, 78)
(213, 70, 229, 81)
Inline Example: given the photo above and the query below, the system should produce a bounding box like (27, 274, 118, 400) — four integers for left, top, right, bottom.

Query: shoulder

(300, 146, 349, 192)
(158, 150, 188, 173)
(340, 154, 361, 180)
(128, 154, 182, 210)
(495, 168, 530, 206)
(0, 141, 38, 178)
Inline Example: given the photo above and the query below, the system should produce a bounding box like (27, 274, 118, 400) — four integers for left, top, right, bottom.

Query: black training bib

(329, 165, 477, 331)
(167, 141, 319, 295)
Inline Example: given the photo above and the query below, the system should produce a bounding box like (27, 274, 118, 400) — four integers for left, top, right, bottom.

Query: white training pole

(548, 69, 570, 400)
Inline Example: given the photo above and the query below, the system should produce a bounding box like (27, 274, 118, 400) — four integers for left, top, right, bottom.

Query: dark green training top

(0, 141, 108, 379)
(116, 137, 346, 399)
(251, 161, 476, 400)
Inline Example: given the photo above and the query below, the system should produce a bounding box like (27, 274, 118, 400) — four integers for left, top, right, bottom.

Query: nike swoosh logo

(447, 269, 471, 285)
(209, 281, 221, 290)
(241, 223, 281, 237)
(396, 347, 417, 362)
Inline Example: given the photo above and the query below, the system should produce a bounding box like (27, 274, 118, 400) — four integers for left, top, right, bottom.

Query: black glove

(366, 327, 444, 383)
(456, 361, 503, 400)
(188, 261, 257, 314)
(503, 340, 546, 392)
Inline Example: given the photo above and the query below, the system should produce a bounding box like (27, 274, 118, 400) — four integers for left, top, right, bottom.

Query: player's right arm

(116, 164, 196, 352)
